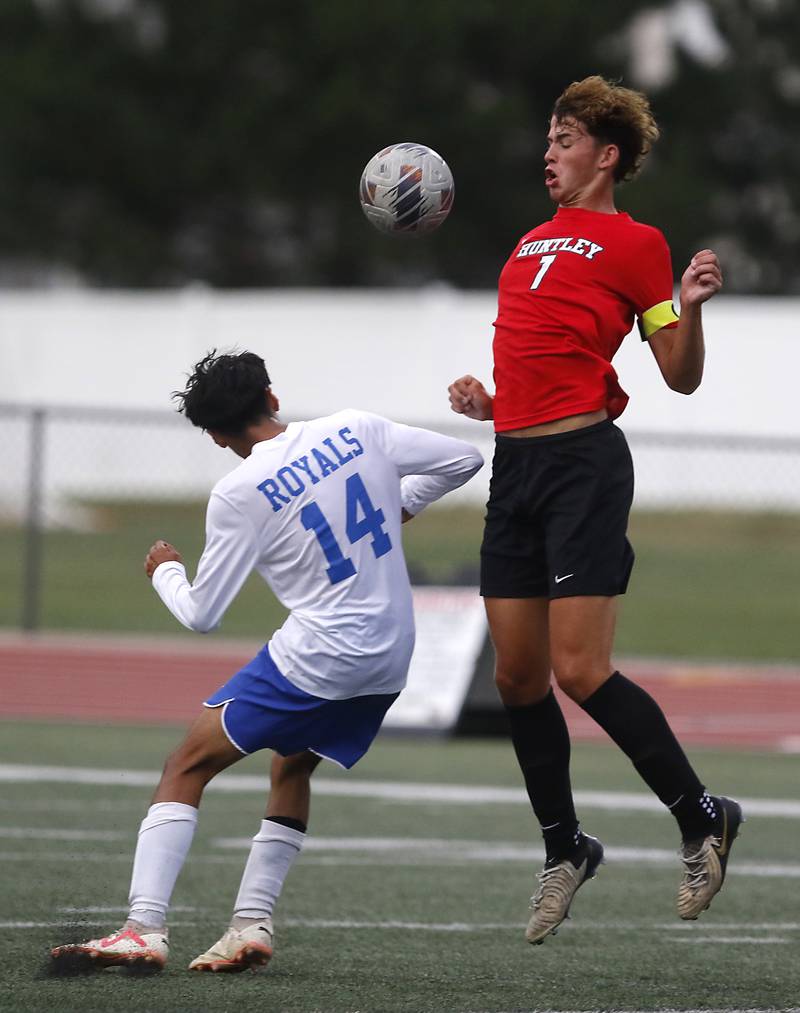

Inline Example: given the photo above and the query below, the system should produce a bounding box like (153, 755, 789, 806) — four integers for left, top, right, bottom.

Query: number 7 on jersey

(530, 254, 556, 290)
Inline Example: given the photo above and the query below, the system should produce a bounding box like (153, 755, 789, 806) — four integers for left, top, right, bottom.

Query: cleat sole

(190, 944, 272, 974)
(50, 946, 165, 974)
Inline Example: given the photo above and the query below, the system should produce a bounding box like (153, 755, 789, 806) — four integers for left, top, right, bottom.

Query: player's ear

(268, 390, 280, 415)
(208, 430, 228, 449)
(598, 143, 619, 173)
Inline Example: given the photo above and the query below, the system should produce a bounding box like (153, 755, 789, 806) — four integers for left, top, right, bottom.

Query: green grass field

(0, 720, 798, 1012)
(3, 505, 800, 661)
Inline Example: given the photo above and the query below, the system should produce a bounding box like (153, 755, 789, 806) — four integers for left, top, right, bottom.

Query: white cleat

(189, 918, 274, 973)
(526, 835, 604, 945)
(678, 796, 744, 920)
(51, 926, 169, 972)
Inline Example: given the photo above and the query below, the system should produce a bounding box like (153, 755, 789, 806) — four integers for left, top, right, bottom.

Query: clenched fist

(447, 375, 494, 421)
(145, 540, 183, 579)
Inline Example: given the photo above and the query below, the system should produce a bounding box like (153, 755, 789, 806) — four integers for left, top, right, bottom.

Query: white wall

(1, 290, 798, 514)
(1, 289, 797, 438)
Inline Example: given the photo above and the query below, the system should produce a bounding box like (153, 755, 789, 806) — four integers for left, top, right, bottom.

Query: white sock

(233, 819, 305, 922)
(127, 801, 198, 929)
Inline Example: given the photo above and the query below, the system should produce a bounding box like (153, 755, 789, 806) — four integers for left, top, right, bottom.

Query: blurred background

(1, 0, 799, 688)
(1, 0, 799, 291)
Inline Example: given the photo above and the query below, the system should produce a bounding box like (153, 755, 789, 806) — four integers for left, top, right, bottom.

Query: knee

(551, 655, 610, 703)
(161, 743, 216, 783)
(494, 663, 550, 707)
(271, 751, 318, 786)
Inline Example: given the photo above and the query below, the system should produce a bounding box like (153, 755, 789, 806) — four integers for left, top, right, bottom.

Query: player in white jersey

(51, 350, 482, 975)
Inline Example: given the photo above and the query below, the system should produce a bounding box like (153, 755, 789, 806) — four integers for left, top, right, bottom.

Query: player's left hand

(680, 249, 722, 306)
(145, 539, 183, 579)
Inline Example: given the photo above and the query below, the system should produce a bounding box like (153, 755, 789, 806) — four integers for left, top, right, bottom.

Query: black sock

(670, 789, 720, 842)
(580, 671, 713, 840)
(267, 815, 307, 834)
(505, 689, 580, 860)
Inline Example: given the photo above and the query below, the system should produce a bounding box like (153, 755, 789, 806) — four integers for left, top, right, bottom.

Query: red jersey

(492, 206, 679, 431)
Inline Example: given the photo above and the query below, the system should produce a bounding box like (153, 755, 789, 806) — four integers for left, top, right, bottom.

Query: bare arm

(447, 375, 494, 420)
(648, 249, 722, 394)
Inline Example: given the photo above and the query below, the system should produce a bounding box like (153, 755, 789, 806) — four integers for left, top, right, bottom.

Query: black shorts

(480, 419, 635, 599)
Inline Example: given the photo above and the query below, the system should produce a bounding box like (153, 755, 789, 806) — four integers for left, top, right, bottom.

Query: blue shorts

(204, 644, 399, 769)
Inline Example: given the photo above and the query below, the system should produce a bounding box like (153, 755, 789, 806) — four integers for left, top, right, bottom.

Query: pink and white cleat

(189, 919, 273, 973)
(51, 926, 169, 972)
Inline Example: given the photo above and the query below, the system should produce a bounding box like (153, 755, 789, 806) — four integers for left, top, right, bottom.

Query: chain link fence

(2, 402, 800, 632)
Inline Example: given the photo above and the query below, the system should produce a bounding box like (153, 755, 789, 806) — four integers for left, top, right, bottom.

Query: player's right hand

(144, 539, 183, 579)
(447, 375, 494, 421)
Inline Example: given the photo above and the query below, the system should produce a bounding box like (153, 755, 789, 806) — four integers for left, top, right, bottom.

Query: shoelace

(530, 864, 576, 910)
(680, 834, 722, 890)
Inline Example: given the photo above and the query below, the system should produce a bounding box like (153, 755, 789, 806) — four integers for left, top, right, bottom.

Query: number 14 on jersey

(300, 472, 392, 585)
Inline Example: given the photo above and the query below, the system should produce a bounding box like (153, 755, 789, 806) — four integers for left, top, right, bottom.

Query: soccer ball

(359, 142, 454, 236)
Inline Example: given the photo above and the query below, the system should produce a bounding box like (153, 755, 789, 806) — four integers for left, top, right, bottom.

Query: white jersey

(152, 410, 483, 699)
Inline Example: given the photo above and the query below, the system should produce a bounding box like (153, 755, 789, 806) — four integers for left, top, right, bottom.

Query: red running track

(0, 632, 260, 726)
(0, 632, 798, 752)
(555, 657, 800, 753)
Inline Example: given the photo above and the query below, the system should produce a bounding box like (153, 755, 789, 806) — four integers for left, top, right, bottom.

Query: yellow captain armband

(639, 300, 679, 340)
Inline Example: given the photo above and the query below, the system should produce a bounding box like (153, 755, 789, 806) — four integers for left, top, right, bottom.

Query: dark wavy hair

(552, 76, 660, 182)
(173, 349, 273, 435)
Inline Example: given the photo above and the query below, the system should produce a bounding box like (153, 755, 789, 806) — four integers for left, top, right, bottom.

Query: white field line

(58, 905, 197, 914)
(296, 919, 800, 931)
(0, 797, 140, 812)
(279, 919, 800, 937)
(0, 851, 133, 863)
(652, 922, 800, 930)
(2, 831, 799, 878)
(288, 855, 800, 876)
(2, 920, 200, 929)
(211, 835, 800, 878)
(0, 851, 301, 865)
(291, 859, 800, 875)
(0, 827, 125, 841)
(1, 763, 798, 818)
(673, 936, 791, 944)
(7, 917, 800, 937)
(13, 848, 800, 876)
(8, 820, 794, 880)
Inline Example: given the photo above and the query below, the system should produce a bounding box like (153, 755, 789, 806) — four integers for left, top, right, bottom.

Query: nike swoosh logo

(554, 573, 574, 584)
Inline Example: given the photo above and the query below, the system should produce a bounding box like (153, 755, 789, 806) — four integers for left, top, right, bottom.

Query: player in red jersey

(449, 76, 742, 944)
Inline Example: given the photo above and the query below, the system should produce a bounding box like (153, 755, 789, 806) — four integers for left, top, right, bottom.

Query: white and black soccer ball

(359, 142, 454, 236)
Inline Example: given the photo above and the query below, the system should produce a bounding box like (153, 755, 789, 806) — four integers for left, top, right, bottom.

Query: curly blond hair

(552, 76, 659, 182)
